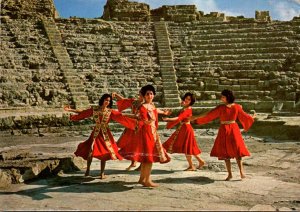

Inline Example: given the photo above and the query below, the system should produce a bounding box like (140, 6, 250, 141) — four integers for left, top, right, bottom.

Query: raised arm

(115, 98, 135, 112)
(112, 92, 124, 101)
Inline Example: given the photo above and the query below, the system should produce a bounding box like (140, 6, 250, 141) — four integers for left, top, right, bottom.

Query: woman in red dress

(125, 84, 171, 187)
(68, 93, 136, 179)
(162, 92, 205, 171)
(190, 89, 255, 181)
(112, 91, 143, 171)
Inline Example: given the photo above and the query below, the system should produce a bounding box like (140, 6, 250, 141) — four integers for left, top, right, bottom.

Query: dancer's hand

(144, 119, 154, 125)
(64, 105, 72, 112)
(163, 110, 172, 116)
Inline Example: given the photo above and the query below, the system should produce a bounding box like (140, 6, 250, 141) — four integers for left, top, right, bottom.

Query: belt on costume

(179, 121, 190, 125)
(220, 120, 235, 125)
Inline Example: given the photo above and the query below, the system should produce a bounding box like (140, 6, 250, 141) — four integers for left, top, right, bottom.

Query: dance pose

(124, 84, 171, 187)
(162, 92, 205, 171)
(112, 91, 143, 171)
(190, 89, 255, 180)
(68, 93, 136, 179)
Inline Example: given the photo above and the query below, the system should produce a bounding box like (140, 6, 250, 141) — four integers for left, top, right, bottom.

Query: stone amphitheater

(0, 0, 299, 210)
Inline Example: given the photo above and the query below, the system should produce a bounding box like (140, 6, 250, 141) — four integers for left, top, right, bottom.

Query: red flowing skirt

(74, 130, 123, 161)
(121, 125, 170, 163)
(118, 128, 140, 160)
(211, 123, 250, 160)
(163, 124, 201, 155)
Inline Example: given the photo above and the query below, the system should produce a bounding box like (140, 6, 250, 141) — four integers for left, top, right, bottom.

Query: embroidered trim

(92, 106, 116, 160)
(167, 123, 183, 153)
(147, 107, 168, 163)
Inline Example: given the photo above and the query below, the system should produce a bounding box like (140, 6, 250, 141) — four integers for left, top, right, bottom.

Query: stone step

(159, 55, 173, 59)
(67, 80, 83, 86)
(186, 28, 297, 35)
(190, 31, 295, 40)
(163, 89, 177, 94)
(157, 50, 172, 55)
(168, 22, 294, 31)
(69, 88, 85, 93)
(189, 47, 297, 55)
(163, 86, 179, 91)
(64, 75, 79, 81)
(185, 59, 284, 68)
(189, 53, 295, 62)
(163, 79, 178, 85)
(164, 93, 180, 98)
(161, 67, 175, 73)
(73, 96, 89, 102)
(71, 91, 89, 96)
(189, 41, 297, 50)
(175, 36, 295, 45)
(220, 70, 267, 78)
(164, 102, 181, 107)
(161, 73, 176, 82)
(219, 78, 260, 85)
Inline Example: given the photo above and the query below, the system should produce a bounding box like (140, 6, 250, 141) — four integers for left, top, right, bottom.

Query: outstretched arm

(191, 106, 221, 125)
(64, 105, 83, 114)
(162, 117, 178, 122)
(70, 108, 93, 121)
(189, 112, 208, 122)
(110, 110, 138, 130)
(157, 108, 172, 116)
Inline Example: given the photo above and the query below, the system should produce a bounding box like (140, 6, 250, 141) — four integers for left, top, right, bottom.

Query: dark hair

(182, 92, 196, 106)
(98, 93, 113, 108)
(141, 84, 156, 96)
(221, 89, 235, 103)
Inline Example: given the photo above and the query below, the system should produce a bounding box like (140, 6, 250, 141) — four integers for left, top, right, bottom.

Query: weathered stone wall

(0, 0, 299, 113)
(168, 21, 300, 110)
(0, 17, 70, 108)
(56, 18, 163, 105)
(102, 0, 150, 21)
(0, 0, 57, 19)
(151, 5, 201, 22)
(255, 11, 271, 22)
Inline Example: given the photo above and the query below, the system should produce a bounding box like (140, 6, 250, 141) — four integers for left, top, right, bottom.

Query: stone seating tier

(56, 19, 163, 105)
(0, 18, 69, 108)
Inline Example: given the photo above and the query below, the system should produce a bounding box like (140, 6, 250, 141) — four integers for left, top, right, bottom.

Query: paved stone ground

(0, 128, 299, 211)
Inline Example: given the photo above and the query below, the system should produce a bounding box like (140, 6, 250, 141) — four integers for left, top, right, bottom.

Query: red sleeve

(70, 108, 93, 121)
(237, 105, 254, 131)
(195, 106, 221, 125)
(116, 98, 135, 112)
(110, 110, 137, 130)
(166, 109, 191, 129)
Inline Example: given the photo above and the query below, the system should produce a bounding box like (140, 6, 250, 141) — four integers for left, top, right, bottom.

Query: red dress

(195, 104, 254, 160)
(70, 106, 136, 161)
(163, 107, 201, 155)
(116, 98, 140, 150)
(122, 104, 171, 163)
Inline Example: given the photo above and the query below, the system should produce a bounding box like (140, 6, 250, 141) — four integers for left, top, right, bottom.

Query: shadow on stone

(156, 176, 214, 185)
(0, 175, 134, 200)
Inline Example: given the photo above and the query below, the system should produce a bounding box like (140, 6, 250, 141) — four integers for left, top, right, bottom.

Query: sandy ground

(0, 128, 299, 211)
